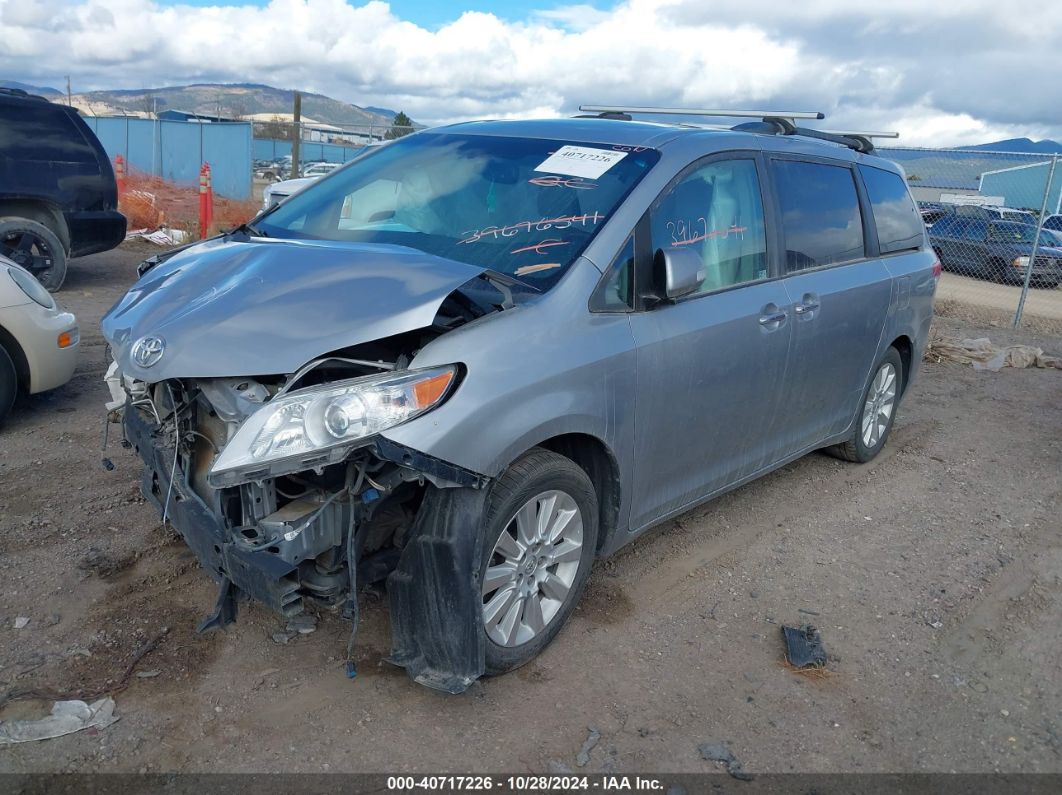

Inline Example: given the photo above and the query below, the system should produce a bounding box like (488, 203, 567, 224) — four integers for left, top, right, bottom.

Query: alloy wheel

(482, 489, 583, 648)
(861, 362, 897, 448)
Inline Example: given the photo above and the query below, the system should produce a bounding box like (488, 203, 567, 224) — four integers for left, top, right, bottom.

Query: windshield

(257, 132, 659, 287)
(987, 222, 1039, 243)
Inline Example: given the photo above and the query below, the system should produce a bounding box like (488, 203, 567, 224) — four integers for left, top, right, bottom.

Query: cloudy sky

(2, 0, 1059, 146)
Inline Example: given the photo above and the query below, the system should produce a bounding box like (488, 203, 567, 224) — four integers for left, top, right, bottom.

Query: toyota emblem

(131, 335, 166, 368)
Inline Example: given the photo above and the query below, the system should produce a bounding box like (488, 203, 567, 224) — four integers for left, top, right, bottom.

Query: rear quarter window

(859, 165, 925, 254)
(773, 159, 865, 270)
(0, 100, 99, 164)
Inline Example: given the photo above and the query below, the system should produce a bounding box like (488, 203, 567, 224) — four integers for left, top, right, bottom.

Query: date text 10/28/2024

(387, 775, 665, 791)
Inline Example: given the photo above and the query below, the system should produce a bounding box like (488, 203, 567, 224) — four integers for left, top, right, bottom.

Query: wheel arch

(534, 432, 622, 554)
(0, 200, 71, 252)
(0, 323, 30, 392)
(889, 334, 913, 396)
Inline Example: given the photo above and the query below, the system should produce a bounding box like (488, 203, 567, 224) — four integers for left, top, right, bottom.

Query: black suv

(0, 89, 126, 290)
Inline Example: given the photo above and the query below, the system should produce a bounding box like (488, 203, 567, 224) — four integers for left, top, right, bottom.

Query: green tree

(385, 111, 414, 140)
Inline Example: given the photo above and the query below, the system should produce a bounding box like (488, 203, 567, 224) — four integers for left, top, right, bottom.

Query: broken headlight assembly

(208, 365, 457, 487)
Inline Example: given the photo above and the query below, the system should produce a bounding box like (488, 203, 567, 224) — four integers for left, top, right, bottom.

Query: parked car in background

(103, 111, 936, 691)
(261, 175, 318, 210)
(0, 255, 79, 425)
(0, 88, 126, 291)
(254, 157, 291, 182)
(302, 161, 341, 177)
(929, 215, 1062, 287)
(918, 203, 950, 228)
(1041, 214, 1062, 232)
(950, 204, 1037, 224)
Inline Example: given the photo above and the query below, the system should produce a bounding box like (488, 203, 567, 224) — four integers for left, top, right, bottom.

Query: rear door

(623, 153, 793, 531)
(767, 156, 893, 454)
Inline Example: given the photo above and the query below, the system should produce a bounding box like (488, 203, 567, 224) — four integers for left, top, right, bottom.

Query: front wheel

(827, 347, 904, 463)
(480, 449, 598, 674)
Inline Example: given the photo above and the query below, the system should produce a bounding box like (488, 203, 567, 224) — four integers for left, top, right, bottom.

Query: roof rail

(819, 130, 899, 139)
(578, 105, 825, 120)
(576, 104, 898, 154)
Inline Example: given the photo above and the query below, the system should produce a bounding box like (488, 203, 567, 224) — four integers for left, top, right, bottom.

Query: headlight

(1012, 256, 1030, 269)
(208, 366, 457, 487)
(7, 267, 55, 309)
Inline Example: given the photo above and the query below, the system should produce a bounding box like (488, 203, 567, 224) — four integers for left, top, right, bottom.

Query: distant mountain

(364, 105, 400, 118)
(58, 83, 403, 129)
(1, 80, 62, 96)
(961, 138, 1062, 154)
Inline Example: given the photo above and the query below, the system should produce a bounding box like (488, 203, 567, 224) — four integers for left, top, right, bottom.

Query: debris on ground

(13, 617, 29, 630)
(286, 614, 317, 635)
(0, 698, 118, 744)
(782, 624, 828, 668)
(77, 547, 139, 579)
(575, 726, 601, 767)
(698, 741, 753, 781)
(924, 337, 1061, 371)
(0, 628, 168, 710)
(124, 227, 191, 246)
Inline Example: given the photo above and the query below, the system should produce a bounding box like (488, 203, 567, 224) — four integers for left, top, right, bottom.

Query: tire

(0, 344, 17, 427)
(0, 217, 68, 292)
(480, 448, 598, 675)
(987, 257, 1011, 285)
(827, 347, 904, 464)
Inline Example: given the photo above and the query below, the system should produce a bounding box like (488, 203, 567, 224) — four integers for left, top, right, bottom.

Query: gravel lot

(0, 244, 1059, 774)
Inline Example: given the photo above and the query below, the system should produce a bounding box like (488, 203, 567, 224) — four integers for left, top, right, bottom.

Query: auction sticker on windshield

(534, 145, 628, 179)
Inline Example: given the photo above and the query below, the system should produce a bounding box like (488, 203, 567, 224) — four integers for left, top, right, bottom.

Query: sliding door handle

(758, 311, 787, 325)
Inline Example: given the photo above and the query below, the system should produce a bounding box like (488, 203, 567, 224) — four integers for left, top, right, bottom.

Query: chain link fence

(881, 147, 1062, 337)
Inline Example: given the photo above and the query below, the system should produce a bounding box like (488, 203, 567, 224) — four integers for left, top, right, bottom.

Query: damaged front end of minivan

(101, 236, 533, 692)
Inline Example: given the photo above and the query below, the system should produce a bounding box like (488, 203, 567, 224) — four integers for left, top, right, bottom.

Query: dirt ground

(0, 244, 1060, 775)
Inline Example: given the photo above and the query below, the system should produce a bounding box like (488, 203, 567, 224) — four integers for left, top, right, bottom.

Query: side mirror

(654, 247, 705, 300)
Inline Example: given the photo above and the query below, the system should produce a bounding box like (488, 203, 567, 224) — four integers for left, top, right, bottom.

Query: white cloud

(0, 0, 1058, 146)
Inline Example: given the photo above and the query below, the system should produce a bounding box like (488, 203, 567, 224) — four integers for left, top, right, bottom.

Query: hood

(101, 237, 487, 382)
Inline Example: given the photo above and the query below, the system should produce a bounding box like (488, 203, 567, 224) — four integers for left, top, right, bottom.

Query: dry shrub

(119, 168, 259, 237)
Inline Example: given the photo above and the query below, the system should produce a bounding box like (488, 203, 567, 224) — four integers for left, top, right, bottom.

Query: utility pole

(291, 91, 301, 179)
(65, 76, 72, 107)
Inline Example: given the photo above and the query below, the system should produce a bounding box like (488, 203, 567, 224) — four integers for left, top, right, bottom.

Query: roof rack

(819, 130, 899, 139)
(578, 105, 825, 120)
(576, 105, 897, 154)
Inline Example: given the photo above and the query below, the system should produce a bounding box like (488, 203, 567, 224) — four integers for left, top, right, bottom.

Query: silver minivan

(102, 109, 937, 692)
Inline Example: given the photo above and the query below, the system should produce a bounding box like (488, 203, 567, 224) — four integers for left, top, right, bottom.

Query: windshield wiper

(229, 221, 267, 239)
(480, 268, 540, 294)
(477, 269, 540, 311)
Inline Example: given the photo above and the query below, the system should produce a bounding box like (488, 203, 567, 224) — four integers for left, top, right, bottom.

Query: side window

(858, 165, 924, 254)
(774, 160, 865, 270)
(599, 235, 635, 310)
(648, 159, 768, 293)
(0, 101, 97, 164)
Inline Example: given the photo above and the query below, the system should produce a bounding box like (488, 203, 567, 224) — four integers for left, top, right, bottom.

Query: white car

(262, 176, 319, 210)
(0, 256, 79, 425)
(302, 162, 341, 177)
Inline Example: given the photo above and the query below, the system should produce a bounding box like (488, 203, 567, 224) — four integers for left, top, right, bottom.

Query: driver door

(625, 154, 792, 531)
